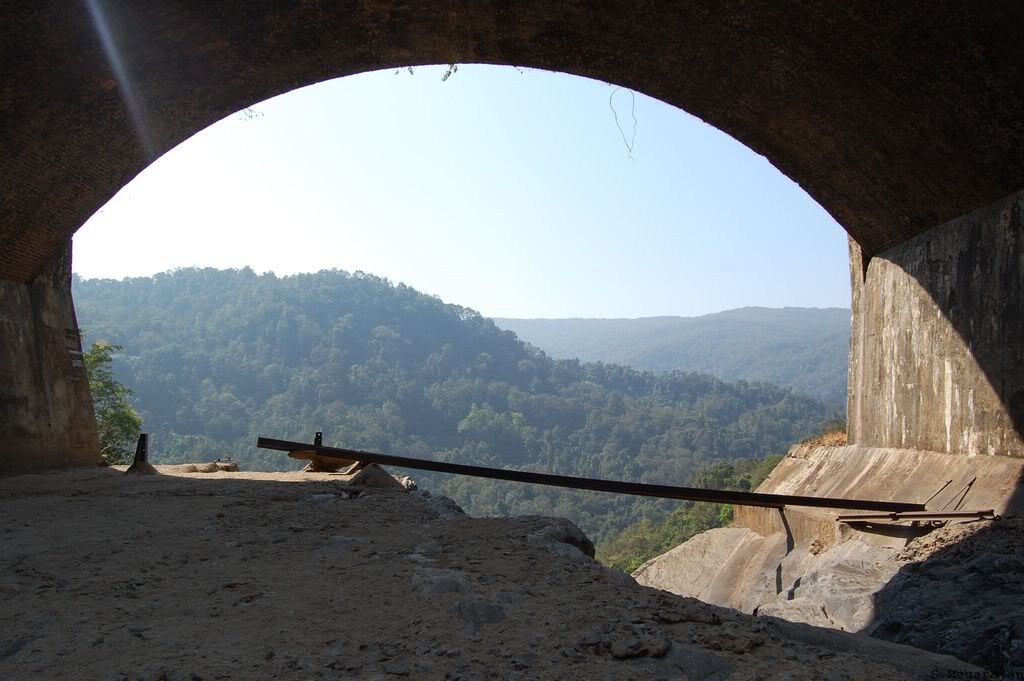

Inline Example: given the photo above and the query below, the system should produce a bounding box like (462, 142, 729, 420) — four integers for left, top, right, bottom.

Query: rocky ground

(869, 518, 1024, 675)
(0, 466, 982, 681)
(633, 514, 1024, 677)
(634, 443, 1024, 677)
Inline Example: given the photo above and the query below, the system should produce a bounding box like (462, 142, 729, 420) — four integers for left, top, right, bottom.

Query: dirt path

(0, 467, 980, 680)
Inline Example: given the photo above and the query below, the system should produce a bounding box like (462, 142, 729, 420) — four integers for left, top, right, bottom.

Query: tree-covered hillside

(496, 308, 850, 405)
(73, 268, 836, 543)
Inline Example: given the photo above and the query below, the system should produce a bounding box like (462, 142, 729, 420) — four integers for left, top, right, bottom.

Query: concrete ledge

(734, 443, 1024, 549)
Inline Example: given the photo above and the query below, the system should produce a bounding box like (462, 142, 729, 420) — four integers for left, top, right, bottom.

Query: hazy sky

(73, 64, 851, 319)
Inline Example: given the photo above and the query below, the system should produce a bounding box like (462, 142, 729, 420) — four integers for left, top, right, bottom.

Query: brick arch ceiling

(2, 1, 1022, 282)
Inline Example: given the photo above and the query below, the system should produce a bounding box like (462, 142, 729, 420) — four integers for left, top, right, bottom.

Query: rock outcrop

(634, 444, 1024, 676)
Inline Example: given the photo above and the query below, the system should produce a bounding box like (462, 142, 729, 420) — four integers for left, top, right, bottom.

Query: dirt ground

(0, 466, 982, 680)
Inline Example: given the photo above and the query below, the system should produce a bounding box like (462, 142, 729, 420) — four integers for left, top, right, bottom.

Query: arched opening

(69, 64, 852, 551)
(73, 64, 851, 315)
(3, 4, 1019, 468)
(1, 3, 1022, 671)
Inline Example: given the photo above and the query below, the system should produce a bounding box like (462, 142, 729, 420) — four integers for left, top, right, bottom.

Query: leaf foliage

(83, 341, 143, 464)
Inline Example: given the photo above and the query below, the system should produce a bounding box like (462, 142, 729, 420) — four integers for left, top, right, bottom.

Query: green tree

(84, 342, 143, 464)
(596, 453, 784, 572)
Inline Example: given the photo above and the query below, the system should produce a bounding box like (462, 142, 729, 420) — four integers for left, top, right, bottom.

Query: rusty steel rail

(837, 510, 996, 522)
(257, 435, 926, 512)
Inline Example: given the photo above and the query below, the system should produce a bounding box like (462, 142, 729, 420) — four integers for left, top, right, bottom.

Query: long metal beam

(837, 510, 995, 522)
(257, 436, 925, 512)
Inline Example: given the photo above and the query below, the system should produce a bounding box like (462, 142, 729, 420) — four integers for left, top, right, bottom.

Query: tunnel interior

(3, 4, 1024, 674)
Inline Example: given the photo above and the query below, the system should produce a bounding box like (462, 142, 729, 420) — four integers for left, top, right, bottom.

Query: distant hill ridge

(495, 307, 850, 406)
(72, 268, 835, 543)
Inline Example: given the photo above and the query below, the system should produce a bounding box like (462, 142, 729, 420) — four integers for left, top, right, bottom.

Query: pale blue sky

(73, 64, 851, 319)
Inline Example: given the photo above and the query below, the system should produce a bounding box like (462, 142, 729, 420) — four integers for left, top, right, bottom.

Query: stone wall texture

(849, 191, 1024, 457)
(2, 3, 1024, 283)
(0, 241, 100, 474)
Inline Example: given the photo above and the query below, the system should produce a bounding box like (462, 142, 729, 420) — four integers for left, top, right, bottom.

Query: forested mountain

(73, 268, 836, 544)
(496, 308, 850, 405)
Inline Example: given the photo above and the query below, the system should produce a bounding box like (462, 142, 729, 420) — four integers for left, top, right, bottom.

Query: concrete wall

(0, 240, 99, 475)
(848, 191, 1024, 457)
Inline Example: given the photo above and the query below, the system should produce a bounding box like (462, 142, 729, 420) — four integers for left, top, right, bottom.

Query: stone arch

(2, 2, 1024, 472)
(2, 2, 1023, 282)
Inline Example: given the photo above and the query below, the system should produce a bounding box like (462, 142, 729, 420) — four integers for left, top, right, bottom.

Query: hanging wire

(609, 87, 638, 160)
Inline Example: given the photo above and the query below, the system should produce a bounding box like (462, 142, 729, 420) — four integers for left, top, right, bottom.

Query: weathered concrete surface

(634, 444, 1024, 674)
(740, 443, 1024, 534)
(2, 2, 1024, 285)
(725, 442, 1024, 562)
(634, 441, 1024, 607)
(849, 190, 1024, 457)
(0, 242, 99, 475)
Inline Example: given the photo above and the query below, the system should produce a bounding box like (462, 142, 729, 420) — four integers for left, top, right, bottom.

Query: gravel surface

(0, 467, 982, 680)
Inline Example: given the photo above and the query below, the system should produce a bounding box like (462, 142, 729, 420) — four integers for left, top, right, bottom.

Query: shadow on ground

(866, 473, 1024, 677)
